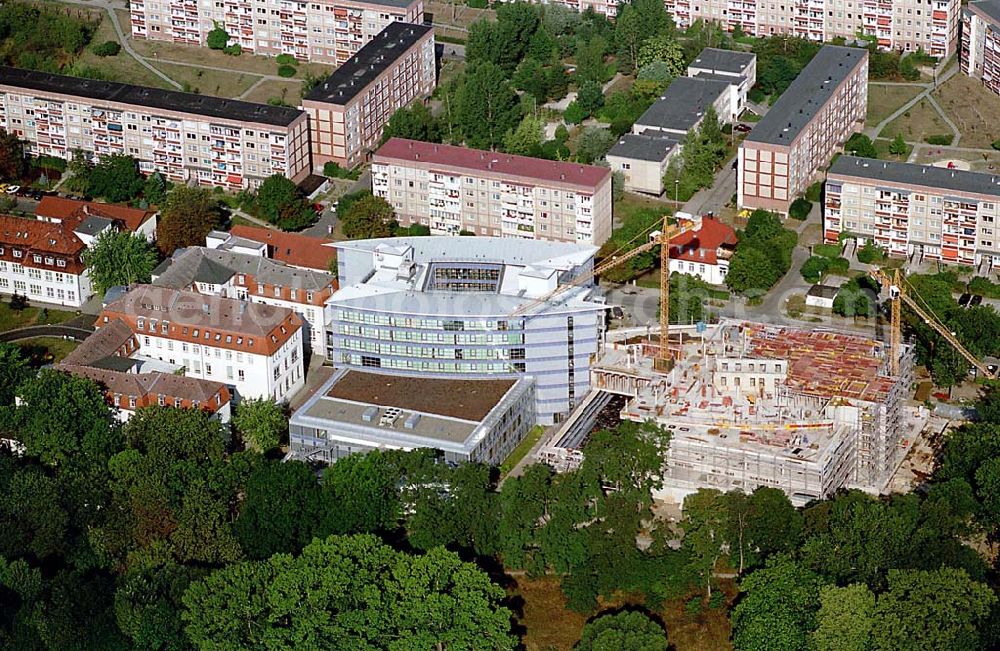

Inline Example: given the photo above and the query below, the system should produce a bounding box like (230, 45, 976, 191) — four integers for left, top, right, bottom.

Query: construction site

(541, 320, 928, 506)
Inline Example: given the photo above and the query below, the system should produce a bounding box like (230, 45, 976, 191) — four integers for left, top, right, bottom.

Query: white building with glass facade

(327, 237, 608, 424)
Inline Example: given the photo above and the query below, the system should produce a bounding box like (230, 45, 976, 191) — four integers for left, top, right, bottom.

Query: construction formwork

(546, 320, 914, 504)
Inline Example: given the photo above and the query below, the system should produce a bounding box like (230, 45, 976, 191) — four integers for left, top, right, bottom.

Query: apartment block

(663, 0, 959, 58)
(129, 0, 423, 64)
(303, 22, 434, 169)
(825, 156, 1000, 270)
(961, 0, 1000, 97)
(0, 66, 310, 190)
(99, 285, 306, 402)
(738, 45, 868, 214)
(372, 138, 613, 245)
(154, 239, 337, 353)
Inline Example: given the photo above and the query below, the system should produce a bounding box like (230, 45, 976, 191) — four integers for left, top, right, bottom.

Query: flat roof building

(610, 49, 754, 196)
(663, 0, 959, 59)
(825, 156, 1000, 270)
(0, 66, 310, 190)
(130, 0, 424, 64)
(303, 23, 435, 170)
(739, 45, 868, 214)
(289, 369, 535, 465)
(372, 138, 613, 245)
(962, 0, 1000, 98)
(328, 236, 608, 423)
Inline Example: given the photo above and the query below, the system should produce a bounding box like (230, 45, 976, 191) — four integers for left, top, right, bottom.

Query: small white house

(806, 284, 839, 309)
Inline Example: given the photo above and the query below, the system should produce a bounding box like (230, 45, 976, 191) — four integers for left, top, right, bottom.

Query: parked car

(734, 123, 753, 133)
(971, 295, 984, 307)
(959, 293, 972, 307)
(6, 185, 20, 195)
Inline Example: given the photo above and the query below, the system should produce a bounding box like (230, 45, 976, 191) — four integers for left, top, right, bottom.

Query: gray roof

(689, 47, 755, 74)
(155, 246, 335, 291)
(692, 71, 747, 85)
(635, 76, 732, 134)
(746, 45, 867, 146)
(0, 66, 304, 127)
(304, 22, 432, 106)
(807, 284, 839, 299)
(74, 215, 114, 237)
(607, 133, 680, 162)
(970, 0, 1000, 25)
(828, 156, 1000, 198)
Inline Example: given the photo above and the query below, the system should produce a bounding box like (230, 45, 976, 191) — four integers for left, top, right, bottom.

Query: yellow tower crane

(511, 214, 697, 372)
(869, 267, 997, 380)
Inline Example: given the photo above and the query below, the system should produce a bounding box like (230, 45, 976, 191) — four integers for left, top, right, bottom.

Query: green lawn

(500, 425, 546, 476)
(17, 337, 79, 366)
(0, 303, 77, 332)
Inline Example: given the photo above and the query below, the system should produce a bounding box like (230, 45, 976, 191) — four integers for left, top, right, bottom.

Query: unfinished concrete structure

(545, 320, 917, 506)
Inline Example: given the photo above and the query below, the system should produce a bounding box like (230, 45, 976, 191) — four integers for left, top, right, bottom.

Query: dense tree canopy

(82, 229, 158, 296)
(247, 174, 314, 231)
(576, 610, 668, 651)
(157, 186, 225, 255)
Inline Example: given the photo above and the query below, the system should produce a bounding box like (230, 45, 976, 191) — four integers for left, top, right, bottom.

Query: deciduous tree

(577, 610, 668, 651)
(157, 186, 224, 255)
(810, 583, 876, 651)
(82, 229, 158, 296)
(0, 128, 26, 181)
(455, 62, 523, 149)
(232, 397, 285, 453)
(340, 192, 397, 239)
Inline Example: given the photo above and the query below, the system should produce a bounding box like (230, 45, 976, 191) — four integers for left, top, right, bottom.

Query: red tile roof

(58, 364, 231, 415)
(0, 214, 86, 273)
(36, 196, 155, 232)
(669, 217, 737, 265)
(374, 138, 612, 190)
(228, 225, 337, 272)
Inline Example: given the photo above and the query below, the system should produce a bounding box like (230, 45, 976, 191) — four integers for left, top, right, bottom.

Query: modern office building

(961, 0, 1000, 97)
(0, 66, 311, 190)
(129, 0, 424, 64)
(608, 48, 754, 195)
(288, 369, 535, 464)
(59, 320, 232, 422)
(372, 138, 613, 245)
(153, 241, 337, 354)
(302, 23, 435, 170)
(662, 0, 959, 58)
(327, 236, 608, 424)
(738, 45, 868, 214)
(99, 285, 306, 402)
(824, 156, 1000, 270)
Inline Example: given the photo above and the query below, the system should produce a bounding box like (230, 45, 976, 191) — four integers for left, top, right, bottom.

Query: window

(238, 369, 245, 381)
(129, 396, 136, 408)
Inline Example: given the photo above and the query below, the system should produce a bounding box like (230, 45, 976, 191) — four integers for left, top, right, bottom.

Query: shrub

(563, 101, 587, 124)
(277, 65, 297, 78)
(789, 198, 812, 220)
(856, 241, 883, 264)
(805, 181, 822, 202)
(993, 140, 1000, 151)
(223, 44, 242, 56)
(323, 161, 353, 179)
(800, 255, 830, 283)
(207, 25, 230, 50)
(275, 54, 297, 65)
(31, 155, 67, 173)
(827, 257, 851, 275)
(92, 41, 121, 57)
(925, 134, 953, 146)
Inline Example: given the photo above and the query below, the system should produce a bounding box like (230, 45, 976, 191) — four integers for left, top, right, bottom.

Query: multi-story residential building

(153, 242, 336, 354)
(222, 225, 337, 271)
(0, 66, 310, 190)
(610, 49, 755, 195)
(824, 156, 1000, 270)
(99, 285, 306, 402)
(289, 369, 535, 464)
(129, 0, 424, 64)
(36, 196, 158, 242)
(961, 0, 1000, 97)
(328, 237, 608, 424)
(372, 138, 613, 245)
(0, 214, 91, 307)
(738, 45, 868, 214)
(59, 320, 232, 422)
(303, 22, 434, 170)
(663, 0, 959, 58)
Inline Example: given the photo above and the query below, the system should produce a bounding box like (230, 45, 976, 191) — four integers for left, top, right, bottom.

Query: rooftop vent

(362, 406, 378, 422)
(404, 412, 421, 429)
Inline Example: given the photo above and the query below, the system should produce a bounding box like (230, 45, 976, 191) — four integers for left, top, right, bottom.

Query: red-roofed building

(372, 138, 613, 246)
(221, 225, 337, 272)
(0, 214, 91, 307)
(36, 196, 157, 241)
(668, 216, 737, 285)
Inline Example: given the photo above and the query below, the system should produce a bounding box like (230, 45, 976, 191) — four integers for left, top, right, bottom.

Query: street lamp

(674, 178, 680, 206)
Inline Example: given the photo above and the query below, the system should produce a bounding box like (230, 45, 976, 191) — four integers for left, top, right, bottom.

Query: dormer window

(226, 335, 232, 343)
(161, 321, 169, 334)
(137, 318, 145, 329)
(237, 337, 243, 345)
(12, 249, 21, 258)
(44, 257, 53, 265)
(193, 329, 199, 337)
(56, 259, 65, 267)
(32, 254, 41, 263)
